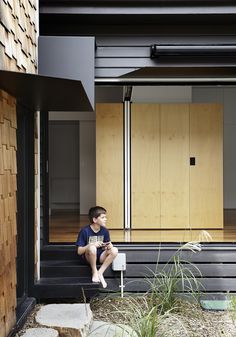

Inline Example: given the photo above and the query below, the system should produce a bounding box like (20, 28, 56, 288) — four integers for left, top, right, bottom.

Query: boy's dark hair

(88, 206, 107, 223)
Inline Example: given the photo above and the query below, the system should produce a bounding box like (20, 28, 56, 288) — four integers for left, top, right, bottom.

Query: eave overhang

(96, 67, 236, 85)
(0, 70, 93, 111)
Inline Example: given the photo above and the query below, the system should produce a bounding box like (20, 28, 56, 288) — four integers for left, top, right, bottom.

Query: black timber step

(41, 260, 116, 278)
(41, 246, 79, 260)
(41, 260, 92, 278)
(41, 260, 236, 278)
(39, 244, 236, 294)
(41, 244, 236, 263)
(34, 277, 99, 299)
(105, 277, 236, 292)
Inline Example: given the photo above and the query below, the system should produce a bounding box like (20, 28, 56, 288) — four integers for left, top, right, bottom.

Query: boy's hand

(104, 242, 112, 250)
(91, 241, 103, 248)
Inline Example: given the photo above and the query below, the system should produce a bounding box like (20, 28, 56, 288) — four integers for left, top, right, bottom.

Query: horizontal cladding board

(41, 263, 236, 278)
(121, 250, 236, 263)
(95, 58, 236, 68)
(106, 277, 236, 292)
(96, 58, 153, 67)
(41, 247, 236, 262)
(96, 43, 236, 57)
(96, 36, 236, 46)
(34, 284, 98, 299)
(117, 263, 236, 278)
(96, 47, 150, 57)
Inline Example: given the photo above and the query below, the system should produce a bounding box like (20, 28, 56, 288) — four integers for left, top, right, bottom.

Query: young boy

(76, 206, 118, 288)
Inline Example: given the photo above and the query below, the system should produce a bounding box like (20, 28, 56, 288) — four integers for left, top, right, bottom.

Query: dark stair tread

(41, 260, 90, 267)
(38, 277, 96, 286)
(34, 278, 99, 299)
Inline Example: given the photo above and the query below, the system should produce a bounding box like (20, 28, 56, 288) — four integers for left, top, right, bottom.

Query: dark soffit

(0, 70, 93, 111)
(119, 66, 236, 84)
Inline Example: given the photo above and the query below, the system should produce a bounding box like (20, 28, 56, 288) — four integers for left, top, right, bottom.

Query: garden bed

(15, 295, 236, 337)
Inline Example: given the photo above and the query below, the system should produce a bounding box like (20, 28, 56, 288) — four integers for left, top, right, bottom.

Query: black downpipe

(41, 111, 49, 246)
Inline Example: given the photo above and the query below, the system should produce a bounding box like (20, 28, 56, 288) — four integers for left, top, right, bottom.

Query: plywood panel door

(190, 104, 223, 228)
(160, 104, 190, 228)
(131, 104, 161, 228)
(96, 103, 124, 229)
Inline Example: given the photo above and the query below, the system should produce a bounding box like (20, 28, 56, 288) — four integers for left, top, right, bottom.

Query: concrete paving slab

(200, 300, 230, 311)
(21, 328, 59, 337)
(35, 303, 92, 337)
(89, 320, 137, 337)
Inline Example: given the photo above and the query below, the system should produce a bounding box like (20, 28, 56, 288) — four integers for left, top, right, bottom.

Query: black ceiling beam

(39, 0, 236, 5)
(39, 1, 236, 27)
(39, 0, 236, 35)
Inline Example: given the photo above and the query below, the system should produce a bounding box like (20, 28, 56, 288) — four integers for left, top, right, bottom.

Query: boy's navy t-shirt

(76, 225, 110, 259)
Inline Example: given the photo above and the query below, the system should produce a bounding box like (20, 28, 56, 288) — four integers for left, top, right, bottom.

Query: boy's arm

(76, 229, 88, 255)
(77, 241, 104, 255)
(77, 245, 88, 255)
(104, 229, 113, 249)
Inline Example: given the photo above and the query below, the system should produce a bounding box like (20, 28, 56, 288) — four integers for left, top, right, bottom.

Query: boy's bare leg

(98, 247, 118, 288)
(85, 246, 100, 283)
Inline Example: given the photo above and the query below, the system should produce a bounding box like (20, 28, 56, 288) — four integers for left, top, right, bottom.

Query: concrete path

(36, 303, 92, 337)
(21, 328, 59, 337)
(33, 303, 136, 337)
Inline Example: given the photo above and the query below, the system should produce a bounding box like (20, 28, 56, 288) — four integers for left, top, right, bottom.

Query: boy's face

(93, 213, 107, 227)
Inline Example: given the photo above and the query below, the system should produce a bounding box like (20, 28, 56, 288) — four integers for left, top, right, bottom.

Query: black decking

(34, 244, 236, 300)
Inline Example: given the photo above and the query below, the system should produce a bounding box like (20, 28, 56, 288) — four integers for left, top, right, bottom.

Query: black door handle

(190, 157, 196, 166)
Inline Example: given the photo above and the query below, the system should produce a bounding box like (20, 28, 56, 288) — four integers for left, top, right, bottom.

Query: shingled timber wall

(0, 90, 17, 337)
(0, 1, 38, 336)
(0, 0, 38, 73)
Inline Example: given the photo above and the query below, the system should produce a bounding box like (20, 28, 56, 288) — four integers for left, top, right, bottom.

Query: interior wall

(48, 85, 236, 214)
(133, 85, 236, 209)
(49, 122, 80, 210)
(96, 103, 124, 229)
(49, 112, 96, 214)
(192, 87, 236, 209)
(80, 121, 96, 214)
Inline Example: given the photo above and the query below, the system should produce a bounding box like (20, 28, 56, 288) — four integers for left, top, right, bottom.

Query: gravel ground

(15, 305, 43, 337)
(90, 296, 236, 337)
(15, 296, 236, 337)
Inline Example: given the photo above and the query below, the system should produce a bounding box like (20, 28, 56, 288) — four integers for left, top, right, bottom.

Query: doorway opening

(44, 85, 236, 244)
(47, 113, 96, 243)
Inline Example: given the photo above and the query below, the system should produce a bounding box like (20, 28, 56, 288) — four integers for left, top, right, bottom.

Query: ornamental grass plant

(93, 231, 212, 336)
(146, 255, 202, 315)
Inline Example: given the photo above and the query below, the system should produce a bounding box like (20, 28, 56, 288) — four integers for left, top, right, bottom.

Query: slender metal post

(124, 100, 131, 229)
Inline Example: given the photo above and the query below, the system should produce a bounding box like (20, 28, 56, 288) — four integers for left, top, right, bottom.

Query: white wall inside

(79, 121, 96, 214)
(49, 122, 80, 210)
(132, 86, 192, 103)
(49, 111, 95, 121)
(49, 111, 96, 214)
